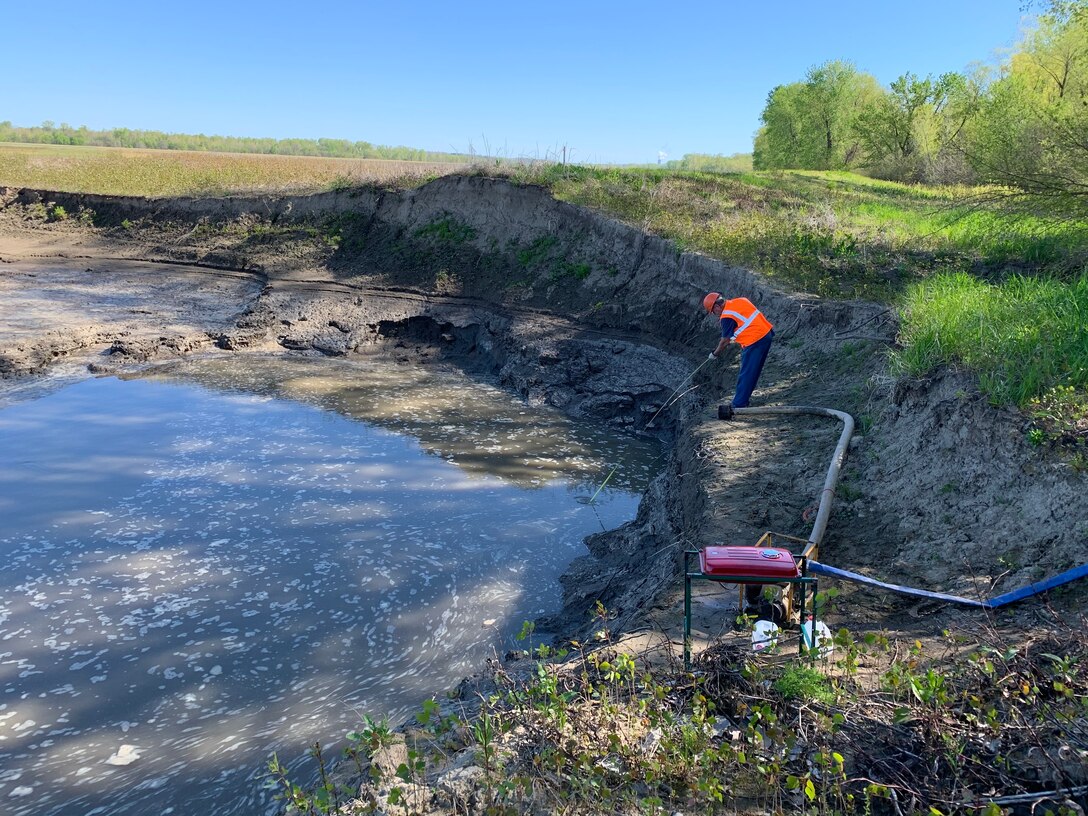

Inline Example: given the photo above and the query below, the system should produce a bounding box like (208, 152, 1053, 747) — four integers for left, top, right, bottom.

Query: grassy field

(3, 143, 1086, 437)
(0, 142, 467, 196)
(527, 165, 1088, 301)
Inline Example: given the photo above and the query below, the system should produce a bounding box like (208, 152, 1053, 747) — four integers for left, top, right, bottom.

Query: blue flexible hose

(808, 560, 1088, 609)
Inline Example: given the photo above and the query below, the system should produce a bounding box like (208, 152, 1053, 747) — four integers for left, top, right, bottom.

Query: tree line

(0, 121, 475, 164)
(753, 0, 1088, 213)
(663, 153, 753, 173)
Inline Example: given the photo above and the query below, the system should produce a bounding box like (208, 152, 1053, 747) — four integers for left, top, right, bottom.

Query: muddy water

(0, 353, 658, 816)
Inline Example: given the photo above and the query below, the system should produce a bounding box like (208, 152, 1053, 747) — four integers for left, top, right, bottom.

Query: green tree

(854, 71, 981, 182)
(754, 61, 881, 170)
(805, 60, 881, 169)
(924, 69, 985, 183)
(754, 82, 811, 169)
(968, 0, 1088, 212)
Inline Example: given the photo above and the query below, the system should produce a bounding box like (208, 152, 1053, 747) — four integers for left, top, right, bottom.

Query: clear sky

(3, 0, 1031, 165)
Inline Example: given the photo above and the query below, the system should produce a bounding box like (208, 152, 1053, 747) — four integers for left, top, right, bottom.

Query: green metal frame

(683, 548, 817, 670)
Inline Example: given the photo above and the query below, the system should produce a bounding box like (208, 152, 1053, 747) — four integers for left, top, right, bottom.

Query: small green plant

(516, 235, 558, 267)
(50, 204, 68, 221)
(1029, 386, 1088, 466)
(319, 212, 366, 251)
(858, 412, 874, 434)
(812, 586, 840, 618)
(590, 599, 614, 642)
(837, 481, 862, 502)
(415, 216, 476, 244)
(516, 619, 535, 643)
(265, 742, 341, 815)
(774, 665, 836, 704)
(434, 267, 458, 290)
(882, 661, 950, 708)
(345, 714, 395, 758)
(548, 260, 592, 282)
(266, 752, 314, 814)
(997, 553, 1022, 573)
(121, 218, 133, 230)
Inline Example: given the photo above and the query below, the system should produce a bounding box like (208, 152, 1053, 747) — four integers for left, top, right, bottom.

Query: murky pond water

(0, 353, 659, 815)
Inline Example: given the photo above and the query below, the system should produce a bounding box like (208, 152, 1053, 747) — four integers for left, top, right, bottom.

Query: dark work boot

(717, 403, 734, 421)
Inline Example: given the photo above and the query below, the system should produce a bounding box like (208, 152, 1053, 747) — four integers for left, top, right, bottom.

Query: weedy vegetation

(265, 610, 1088, 815)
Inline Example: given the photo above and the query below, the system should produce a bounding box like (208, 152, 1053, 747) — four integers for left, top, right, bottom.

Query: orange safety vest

(720, 297, 773, 347)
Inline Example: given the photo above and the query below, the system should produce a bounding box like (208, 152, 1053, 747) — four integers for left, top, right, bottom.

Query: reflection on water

(141, 353, 654, 492)
(0, 353, 658, 816)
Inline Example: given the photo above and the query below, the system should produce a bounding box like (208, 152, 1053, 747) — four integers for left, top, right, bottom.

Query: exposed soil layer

(1, 176, 1085, 657)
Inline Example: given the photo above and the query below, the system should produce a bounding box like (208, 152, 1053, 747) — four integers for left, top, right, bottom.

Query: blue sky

(4, 1, 1031, 165)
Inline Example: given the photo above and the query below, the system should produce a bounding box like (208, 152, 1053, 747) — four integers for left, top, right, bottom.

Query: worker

(702, 292, 774, 420)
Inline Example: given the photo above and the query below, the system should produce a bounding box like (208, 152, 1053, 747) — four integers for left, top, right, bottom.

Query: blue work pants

(732, 329, 773, 408)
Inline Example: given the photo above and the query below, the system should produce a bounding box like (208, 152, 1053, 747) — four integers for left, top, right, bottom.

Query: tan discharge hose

(731, 406, 855, 558)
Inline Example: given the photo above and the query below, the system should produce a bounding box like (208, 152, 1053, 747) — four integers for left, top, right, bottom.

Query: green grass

(414, 216, 477, 244)
(773, 664, 838, 704)
(895, 271, 1088, 407)
(512, 165, 1088, 303)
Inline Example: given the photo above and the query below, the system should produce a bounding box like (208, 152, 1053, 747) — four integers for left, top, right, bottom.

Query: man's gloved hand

(707, 351, 717, 360)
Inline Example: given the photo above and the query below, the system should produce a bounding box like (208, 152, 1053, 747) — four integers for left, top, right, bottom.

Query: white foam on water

(0, 354, 657, 816)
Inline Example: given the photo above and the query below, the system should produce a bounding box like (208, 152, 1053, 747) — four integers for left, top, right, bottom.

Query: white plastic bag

(751, 619, 780, 652)
(800, 619, 834, 657)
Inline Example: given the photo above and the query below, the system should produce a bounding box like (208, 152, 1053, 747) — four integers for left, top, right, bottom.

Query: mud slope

(1, 176, 1085, 644)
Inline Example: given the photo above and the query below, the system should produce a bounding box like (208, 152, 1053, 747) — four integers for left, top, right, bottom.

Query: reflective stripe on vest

(721, 297, 773, 347)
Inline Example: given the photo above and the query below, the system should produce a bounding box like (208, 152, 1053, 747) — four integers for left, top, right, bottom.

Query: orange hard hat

(702, 292, 723, 313)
